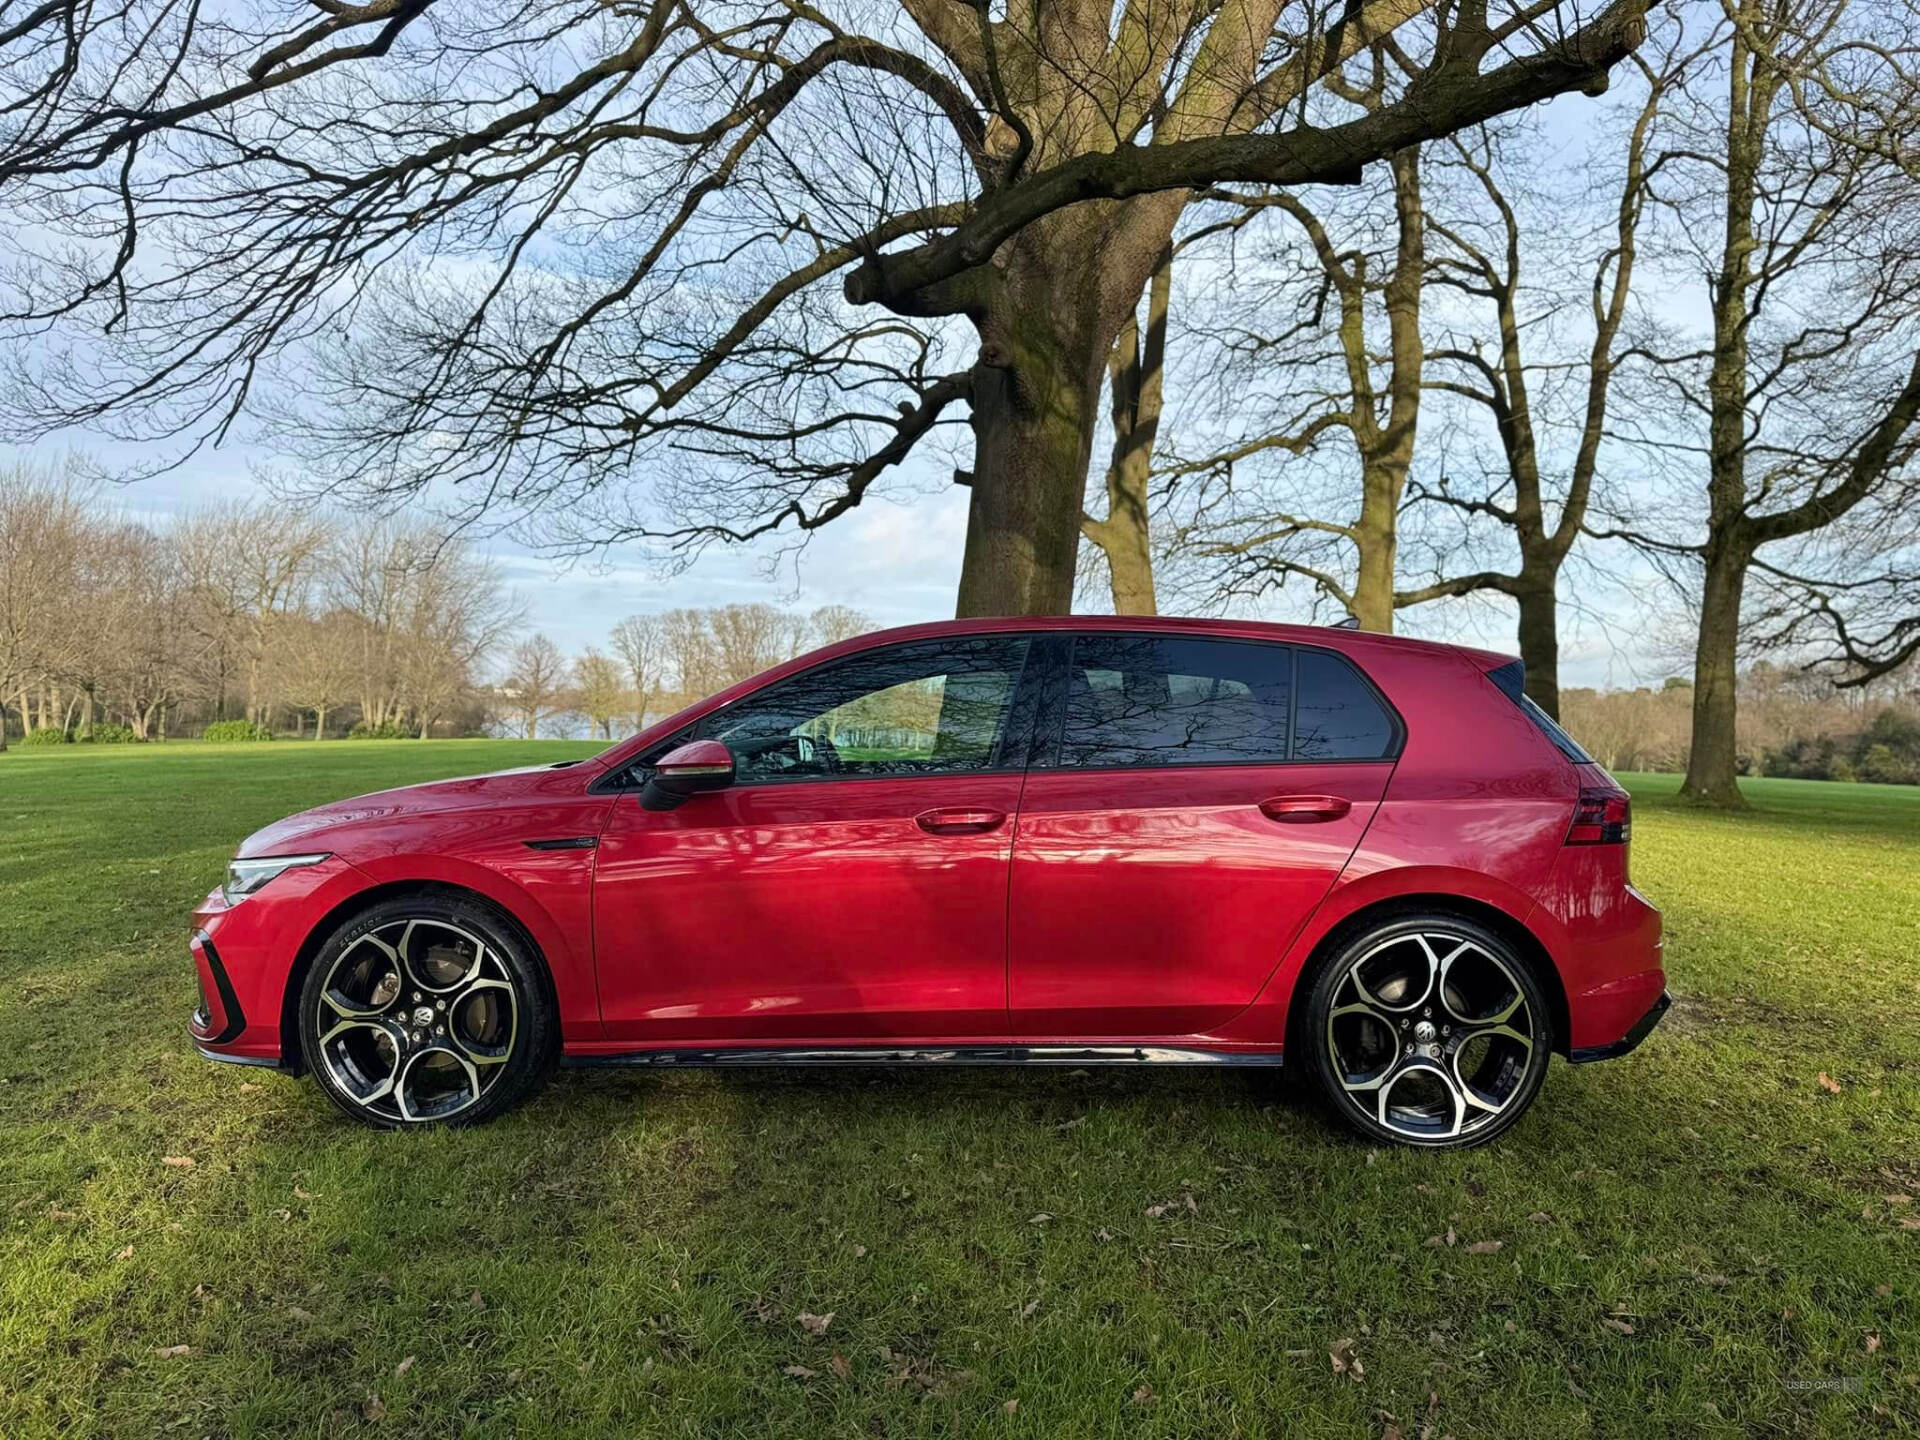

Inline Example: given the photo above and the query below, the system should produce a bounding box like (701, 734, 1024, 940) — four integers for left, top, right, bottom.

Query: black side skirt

(564, 1045, 1284, 1068)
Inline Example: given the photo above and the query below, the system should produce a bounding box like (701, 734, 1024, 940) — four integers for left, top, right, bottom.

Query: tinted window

(1059, 636, 1292, 768)
(1294, 649, 1395, 760)
(696, 636, 1030, 782)
(1487, 659, 1592, 762)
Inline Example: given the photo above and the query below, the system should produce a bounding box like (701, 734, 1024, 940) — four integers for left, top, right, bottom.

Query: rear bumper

(1568, 990, 1671, 1064)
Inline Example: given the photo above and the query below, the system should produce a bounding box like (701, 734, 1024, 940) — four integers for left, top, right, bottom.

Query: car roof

(826, 614, 1516, 673)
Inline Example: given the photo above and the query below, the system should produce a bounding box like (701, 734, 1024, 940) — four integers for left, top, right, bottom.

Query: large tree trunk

(955, 211, 1169, 619)
(1083, 246, 1171, 615)
(1681, 537, 1748, 807)
(1514, 568, 1562, 719)
(956, 358, 1095, 617)
(1351, 491, 1397, 629)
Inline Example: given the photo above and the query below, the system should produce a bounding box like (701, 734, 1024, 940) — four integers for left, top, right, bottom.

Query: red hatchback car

(190, 617, 1667, 1148)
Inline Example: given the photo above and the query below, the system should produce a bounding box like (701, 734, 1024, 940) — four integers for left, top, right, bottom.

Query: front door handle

(915, 807, 1008, 836)
(1259, 794, 1352, 824)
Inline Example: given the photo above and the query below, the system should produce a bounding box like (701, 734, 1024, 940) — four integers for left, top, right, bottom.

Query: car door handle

(915, 807, 1008, 836)
(1259, 794, 1352, 823)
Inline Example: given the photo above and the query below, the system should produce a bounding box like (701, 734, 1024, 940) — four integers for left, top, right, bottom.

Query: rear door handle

(915, 807, 1008, 836)
(1259, 794, 1352, 824)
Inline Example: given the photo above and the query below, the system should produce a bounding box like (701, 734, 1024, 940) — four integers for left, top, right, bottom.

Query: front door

(593, 634, 1038, 1044)
(1008, 634, 1397, 1039)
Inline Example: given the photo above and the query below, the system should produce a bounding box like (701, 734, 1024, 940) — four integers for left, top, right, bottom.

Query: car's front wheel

(1301, 914, 1553, 1149)
(298, 895, 557, 1128)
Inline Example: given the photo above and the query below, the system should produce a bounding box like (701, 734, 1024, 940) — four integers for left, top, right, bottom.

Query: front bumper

(188, 856, 366, 1069)
(1567, 990, 1672, 1064)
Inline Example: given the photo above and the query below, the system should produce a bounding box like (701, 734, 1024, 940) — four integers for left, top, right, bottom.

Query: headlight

(224, 854, 329, 905)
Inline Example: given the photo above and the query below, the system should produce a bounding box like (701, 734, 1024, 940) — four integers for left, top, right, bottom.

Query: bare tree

(502, 635, 569, 740)
(0, 1, 1652, 618)
(273, 612, 360, 739)
(572, 648, 628, 740)
(1168, 134, 1431, 631)
(1604, 0, 1920, 805)
(0, 461, 91, 747)
(1394, 41, 1675, 718)
(807, 605, 875, 648)
(609, 614, 667, 734)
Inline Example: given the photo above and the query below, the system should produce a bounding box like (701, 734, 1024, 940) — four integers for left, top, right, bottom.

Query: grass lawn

(1, 745, 1915, 1437)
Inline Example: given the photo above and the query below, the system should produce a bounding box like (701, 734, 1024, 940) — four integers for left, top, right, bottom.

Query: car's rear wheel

(1301, 914, 1553, 1149)
(297, 895, 556, 1129)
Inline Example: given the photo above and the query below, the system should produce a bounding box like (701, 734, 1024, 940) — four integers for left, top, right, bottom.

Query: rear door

(1007, 635, 1398, 1039)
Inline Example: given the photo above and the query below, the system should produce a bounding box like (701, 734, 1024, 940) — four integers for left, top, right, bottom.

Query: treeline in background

(6, 459, 1916, 783)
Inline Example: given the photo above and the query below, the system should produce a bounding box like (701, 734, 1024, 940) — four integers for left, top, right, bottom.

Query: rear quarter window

(1485, 660, 1593, 763)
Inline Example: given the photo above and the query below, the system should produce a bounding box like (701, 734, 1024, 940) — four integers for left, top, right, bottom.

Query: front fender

(343, 850, 603, 1037)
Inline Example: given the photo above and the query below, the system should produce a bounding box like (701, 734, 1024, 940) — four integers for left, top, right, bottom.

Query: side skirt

(563, 1045, 1284, 1068)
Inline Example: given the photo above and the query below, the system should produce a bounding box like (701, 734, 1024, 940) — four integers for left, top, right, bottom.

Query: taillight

(1567, 769, 1631, 845)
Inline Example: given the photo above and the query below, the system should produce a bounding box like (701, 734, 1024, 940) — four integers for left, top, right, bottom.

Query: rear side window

(1054, 635, 1398, 768)
(1485, 660, 1593, 763)
(1060, 635, 1291, 768)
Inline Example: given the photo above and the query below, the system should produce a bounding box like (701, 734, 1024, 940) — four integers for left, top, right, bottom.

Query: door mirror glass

(642, 739, 736, 810)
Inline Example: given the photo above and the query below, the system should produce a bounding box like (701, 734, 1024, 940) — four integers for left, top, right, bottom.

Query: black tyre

(1300, 914, 1553, 1150)
(298, 894, 557, 1129)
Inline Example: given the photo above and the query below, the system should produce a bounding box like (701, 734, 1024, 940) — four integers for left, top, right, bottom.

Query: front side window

(695, 636, 1031, 783)
(1058, 635, 1293, 768)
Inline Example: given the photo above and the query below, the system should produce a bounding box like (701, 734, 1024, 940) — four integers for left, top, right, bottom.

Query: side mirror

(641, 739, 736, 811)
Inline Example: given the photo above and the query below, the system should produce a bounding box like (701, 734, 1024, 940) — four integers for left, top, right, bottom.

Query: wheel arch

(279, 879, 560, 1075)
(1282, 892, 1571, 1059)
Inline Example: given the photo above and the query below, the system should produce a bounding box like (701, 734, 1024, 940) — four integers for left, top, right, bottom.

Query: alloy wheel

(1323, 929, 1538, 1144)
(313, 917, 520, 1124)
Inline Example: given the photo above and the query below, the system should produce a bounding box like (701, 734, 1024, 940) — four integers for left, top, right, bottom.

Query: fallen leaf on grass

(782, 1364, 817, 1380)
(853, 1244, 868, 1258)
(1465, 1240, 1503, 1255)
(1817, 1072, 1842, 1094)
(1602, 1318, 1635, 1335)
(286, 1305, 314, 1322)
(1899, 1217, 1920, 1231)
(160, 1155, 195, 1169)
(1028, 1213, 1053, 1225)
(1330, 1338, 1365, 1382)
(1886, 1194, 1913, 1207)
(394, 1356, 416, 1378)
(469, 1290, 486, 1308)
(238, 1082, 260, 1093)
(114, 1244, 134, 1261)
(797, 1311, 834, 1337)
(1866, 1333, 1882, 1354)
(829, 1353, 852, 1379)
(1527, 1211, 1552, 1223)
(152, 1345, 192, 1358)
(361, 1393, 386, 1421)
(1131, 1384, 1156, 1405)
(505, 1369, 523, 1385)
(1003, 1398, 1019, 1414)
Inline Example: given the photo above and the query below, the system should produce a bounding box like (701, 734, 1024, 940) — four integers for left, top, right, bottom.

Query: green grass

(1, 747, 1915, 1437)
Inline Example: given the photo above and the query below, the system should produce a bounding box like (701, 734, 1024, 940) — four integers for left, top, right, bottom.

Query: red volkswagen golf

(189, 617, 1666, 1148)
